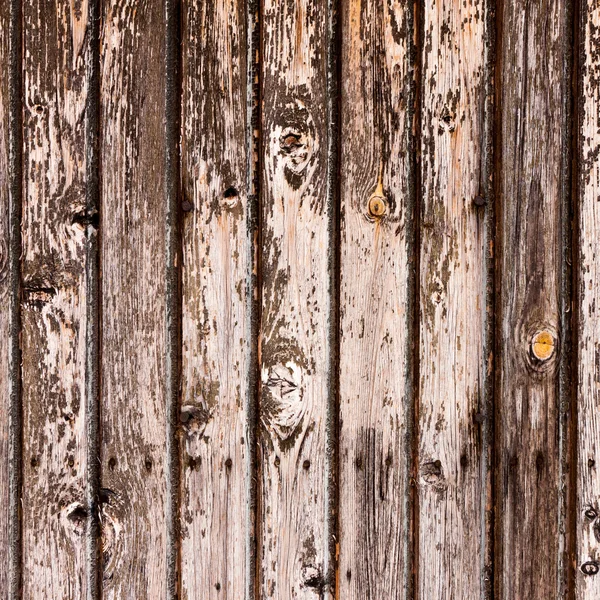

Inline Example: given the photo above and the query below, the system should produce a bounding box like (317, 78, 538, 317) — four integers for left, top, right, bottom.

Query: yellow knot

(531, 330, 554, 361)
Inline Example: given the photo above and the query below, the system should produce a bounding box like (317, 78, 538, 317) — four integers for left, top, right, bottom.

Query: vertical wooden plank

(338, 1, 414, 598)
(259, 0, 334, 596)
(20, 1, 92, 596)
(418, 0, 491, 598)
(0, 0, 11, 595)
(179, 0, 251, 597)
(496, 0, 570, 597)
(576, 0, 600, 595)
(99, 2, 168, 597)
(7, 0, 23, 595)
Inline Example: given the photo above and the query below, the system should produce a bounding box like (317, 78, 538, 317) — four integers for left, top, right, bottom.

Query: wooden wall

(1, 0, 600, 598)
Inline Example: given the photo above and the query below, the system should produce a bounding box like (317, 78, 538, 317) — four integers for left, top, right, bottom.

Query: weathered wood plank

(179, 0, 251, 597)
(99, 2, 168, 596)
(338, 1, 414, 598)
(576, 1, 600, 595)
(20, 1, 91, 595)
(418, 0, 491, 598)
(259, 0, 334, 596)
(496, 0, 570, 597)
(0, 0, 11, 595)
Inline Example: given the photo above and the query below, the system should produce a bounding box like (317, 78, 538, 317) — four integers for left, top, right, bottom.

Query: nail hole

(67, 456, 75, 468)
(303, 460, 310, 470)
(215, 582, 221, 591)
(30, 456, 38, 468)
(589, 458, 596, 469)
(225, 458, 232, 469)
(274, 456, 280, 467)
(223, 187, 238, 199)
(108, 457, 117, 470)
(145, 457, 153, 472)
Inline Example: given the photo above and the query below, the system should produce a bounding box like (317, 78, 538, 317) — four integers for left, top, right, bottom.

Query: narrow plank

(179, 1, 251, 597)
(418, 0, 491, 598)
(496, 0, 570, 597)
(20, 1, 92, 595)
(576, 1, 600, 595)
(338, 1, 414, 598)
(7, 0, 23, 595)
(259, 0, 334, 596)
(0, 0, 11, 595)
(99, 2, 168, 596)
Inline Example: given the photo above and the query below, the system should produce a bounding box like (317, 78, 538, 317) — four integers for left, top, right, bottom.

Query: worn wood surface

(20, 1, 91, 596)
(179, 0, 251, 597)
(99, 1, 168, 597)
(418, 0, 492, 598)
(496, 0, 570, 598)
(0, 1, 10, 596)
(577, 0, 600, 596)
(5, 1, 600, 598)
(338, 1, 414, 598)
(259, 0, 334, 597)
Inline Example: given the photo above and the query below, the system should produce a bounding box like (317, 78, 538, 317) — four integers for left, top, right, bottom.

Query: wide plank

(338, 1, 414, 598)
(20, 1, 91, 596)
(495, 0, 570, 597)
(576, 0, 600, 596)
(259, 0, 334, 596)
(99, 2, 168, 596)
(179, 0, 253, 597)
(418, 0, 492, 598)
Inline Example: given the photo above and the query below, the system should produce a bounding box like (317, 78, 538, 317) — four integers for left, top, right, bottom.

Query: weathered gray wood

(418, 0, 491, 598)
(496, 0, 569, 597)
(0, 1, 10, 595)
(20, 1, 91, 595)
(577, 1, 600, 595)
(179, 1, 251, 597)
(259, 0, 333, 596)
(99, 2, 168, 596)
(338, 1, 414, 598)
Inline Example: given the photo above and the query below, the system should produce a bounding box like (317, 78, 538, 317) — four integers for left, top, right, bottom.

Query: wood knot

(368, 195, 387, 218)
(582, 561, 599, 576)
(585, 506, 598, 520)
(421, 459, 447, 493)
(530, 330, 555, 361)
(261, 362, 306, 448)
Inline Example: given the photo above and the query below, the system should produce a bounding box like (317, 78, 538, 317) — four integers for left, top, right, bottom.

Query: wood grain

(259, 0, 334, 596)
(577, 0, 600, 596)
(338, 1, 414, 598)
(418, 0, 491, 598)
(179, 1, 251, 598)
(496, 0, 569, 597)
(99, 2, 168, 596)
(0, 0, 10, 595)
(20, 1, 91, 595)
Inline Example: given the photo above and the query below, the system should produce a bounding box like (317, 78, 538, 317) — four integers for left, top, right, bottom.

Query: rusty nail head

(473, 195, 486, 207)
(182, 200, 194, 212)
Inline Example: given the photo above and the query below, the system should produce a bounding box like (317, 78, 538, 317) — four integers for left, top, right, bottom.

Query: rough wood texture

(20, 1, 90, 596)
(0, 1, 10, 596)
(259, 0, 333, 596)
(338, 1, 414, 598)
(496, 0, 569, 598)
(179, 1, 251, 597)
(99, 2, 167, 596)
(577, 1, 600, 595)
(418, 0, 491, 598)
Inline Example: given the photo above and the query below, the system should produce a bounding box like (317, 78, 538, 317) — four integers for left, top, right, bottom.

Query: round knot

(530, 330, 555, 362)
(368, 195, 386, 218)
